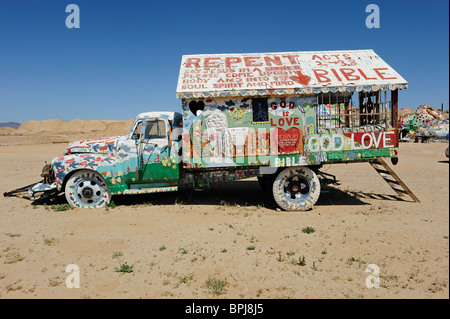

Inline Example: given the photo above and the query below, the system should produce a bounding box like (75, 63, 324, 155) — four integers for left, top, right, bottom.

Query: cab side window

(132, 121, 142, 139)
(144, 119, 166, 139)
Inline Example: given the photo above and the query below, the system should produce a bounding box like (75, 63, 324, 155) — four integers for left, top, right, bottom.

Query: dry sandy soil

(0, 132, 448, 299)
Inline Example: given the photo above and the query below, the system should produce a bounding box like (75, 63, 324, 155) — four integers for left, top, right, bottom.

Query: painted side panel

(181, 96, 397, 169)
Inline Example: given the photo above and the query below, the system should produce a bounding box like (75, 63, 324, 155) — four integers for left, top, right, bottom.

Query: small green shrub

(302, 226, 315, 234)
(205, 277, 227, 296)
(50, 204, 72, 211)
(115, 262, 134, 273)
(5, 233, 21, 238)
(297, 256, 306, 266)
(106, 201, 117, 209)
(112, 251, 123, 259)
(43, 237, 58, 246)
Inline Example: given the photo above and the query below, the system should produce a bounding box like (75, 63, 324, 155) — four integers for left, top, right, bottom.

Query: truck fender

(51, 154, 117, 191)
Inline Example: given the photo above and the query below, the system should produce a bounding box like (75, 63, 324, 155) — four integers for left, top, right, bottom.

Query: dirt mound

(65, 119, 108, 134)
(17, 119, 67, 134)
(103, 119, 135, 137)
(0, 127, 17, 135)
(399, 107, 415, 118)
(16, 119, 135, 137)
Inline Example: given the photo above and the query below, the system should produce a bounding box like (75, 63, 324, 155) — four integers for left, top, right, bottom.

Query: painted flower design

(230, 107, 247, 121)
(161, 155, 177, 169)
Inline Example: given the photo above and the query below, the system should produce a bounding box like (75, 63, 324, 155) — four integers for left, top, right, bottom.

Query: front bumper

(28, 182, 57, 199)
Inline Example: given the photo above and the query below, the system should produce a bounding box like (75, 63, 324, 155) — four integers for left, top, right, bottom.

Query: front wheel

(272, 167, 320, 211)
(65, 170, 111, 208)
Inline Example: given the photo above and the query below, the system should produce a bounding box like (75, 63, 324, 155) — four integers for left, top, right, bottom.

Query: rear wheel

(272, 167, 320, 211)
(65, 170, 111, 208)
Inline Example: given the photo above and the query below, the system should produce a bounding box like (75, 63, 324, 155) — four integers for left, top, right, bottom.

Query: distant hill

(16, 118, 134, 137)
(0, 122, 21, 129)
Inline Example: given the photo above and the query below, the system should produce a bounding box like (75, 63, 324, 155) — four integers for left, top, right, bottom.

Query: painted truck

(29, 50, 407, 211)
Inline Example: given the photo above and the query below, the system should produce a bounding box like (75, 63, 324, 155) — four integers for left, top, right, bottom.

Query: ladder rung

(390, 186, 406, 193)
(374, 168, 390, 175)
(383, 178, 400, 185)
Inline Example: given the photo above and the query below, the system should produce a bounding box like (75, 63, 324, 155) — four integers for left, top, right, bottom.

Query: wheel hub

(75, 178, 103, 205)
(285, 175, 310, 199)
(81, 187, 94, 199)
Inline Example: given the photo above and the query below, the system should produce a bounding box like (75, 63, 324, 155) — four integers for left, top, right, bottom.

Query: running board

(122, 186, 178, 195)
(369, 158, 420, 203)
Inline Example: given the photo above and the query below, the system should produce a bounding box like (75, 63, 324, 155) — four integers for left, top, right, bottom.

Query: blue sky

(0, 0, 448, 122)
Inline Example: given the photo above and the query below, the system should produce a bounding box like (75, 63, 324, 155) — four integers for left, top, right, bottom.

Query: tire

(64, 170, 111, 208)
(272, 167, 320, 211)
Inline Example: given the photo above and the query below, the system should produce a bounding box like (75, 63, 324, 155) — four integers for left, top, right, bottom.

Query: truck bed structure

(177, 50, 407, 171)
(175, 50, 408, 210)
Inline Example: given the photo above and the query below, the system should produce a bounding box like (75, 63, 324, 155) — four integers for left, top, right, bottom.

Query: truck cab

(40, 112, 183, 208)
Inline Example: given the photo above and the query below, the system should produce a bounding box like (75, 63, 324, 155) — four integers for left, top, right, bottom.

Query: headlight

(40, 163, 55, 184)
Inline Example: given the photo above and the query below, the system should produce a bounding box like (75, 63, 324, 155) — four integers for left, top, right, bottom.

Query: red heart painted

(274, 127, 301, 153)
(289, 71, 311, 86)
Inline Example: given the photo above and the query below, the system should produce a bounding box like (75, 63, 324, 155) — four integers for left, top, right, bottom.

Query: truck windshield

(144, 119, 166, 139)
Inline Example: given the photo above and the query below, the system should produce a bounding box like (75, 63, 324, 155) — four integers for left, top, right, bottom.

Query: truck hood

(64, 136, 121, 155)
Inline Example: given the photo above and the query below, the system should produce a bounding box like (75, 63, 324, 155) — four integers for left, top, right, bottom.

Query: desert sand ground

(0, 133, 448, 299)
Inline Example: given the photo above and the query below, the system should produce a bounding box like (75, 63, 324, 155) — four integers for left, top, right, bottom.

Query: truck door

(137, 118, 179, 186)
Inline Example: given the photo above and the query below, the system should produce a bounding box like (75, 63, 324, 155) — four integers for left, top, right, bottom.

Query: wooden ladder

(369, 158, 420, 203)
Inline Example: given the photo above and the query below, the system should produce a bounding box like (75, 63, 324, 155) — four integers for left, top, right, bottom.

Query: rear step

(369, 158, 420, 203)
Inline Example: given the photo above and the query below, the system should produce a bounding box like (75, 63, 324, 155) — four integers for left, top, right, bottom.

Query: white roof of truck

(176, 50, 407, 99)
(136, 112, 176, 121)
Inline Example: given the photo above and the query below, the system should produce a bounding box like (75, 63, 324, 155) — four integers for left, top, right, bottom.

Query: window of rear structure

(315, 91, 393, 134)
